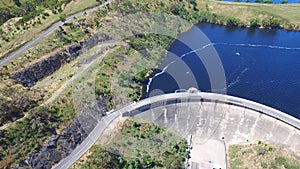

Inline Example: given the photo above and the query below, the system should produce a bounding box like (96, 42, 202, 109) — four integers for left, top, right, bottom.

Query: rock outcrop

(11, 33, 114, 87)
(16, 94, 108, 169)
(11, 43, 83, 87)
(13, 33, 115, 168)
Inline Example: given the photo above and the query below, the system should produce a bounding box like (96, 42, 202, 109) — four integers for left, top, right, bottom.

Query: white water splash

(145, 43, 214, 93)
(145, 42, 300, 95)
(164, 108, 168, 124)
(227, 67, 249, 88)
(218, 43, 300, 50)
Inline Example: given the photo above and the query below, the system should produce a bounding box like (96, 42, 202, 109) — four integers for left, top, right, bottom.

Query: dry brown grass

(229, 142, 300, 169)
(198, 0, 300, 25)
(0, 0, 14, 7)
(0, 0, 99, 60)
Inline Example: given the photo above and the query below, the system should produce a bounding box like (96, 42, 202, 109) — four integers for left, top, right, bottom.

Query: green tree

(163, 155, 184, 169)
(264, 0, 273, 3)
(125, 158, 140, 169)
(226, 17, 239, 27)
(134, 69, 150, 83)
(250, 18, 260, 27)
(262, 16, 280, 29)
(13, 0, 21, 7)
(84, 145, 123, 169)
(58, 13, 66, 21)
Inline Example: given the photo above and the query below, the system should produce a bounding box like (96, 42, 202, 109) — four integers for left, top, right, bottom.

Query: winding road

(0, 0, 113, 67)
(0, 0, 114, 130)
(53, 91, 300, 169)
(53, 111, 120, 169)
(2, 1, 300, 168)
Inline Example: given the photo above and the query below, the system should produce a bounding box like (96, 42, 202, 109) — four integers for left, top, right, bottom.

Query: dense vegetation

(78, 119, 188, 169)
(0, 0, 72, 25)
(0, 0, 300, 167)
(0, 1, 180, 165)
(95, 33, 173, 104)
(0, 106, 56, 167)
(0, 82, 42, 125)
(232, 0, 294, 3)
(229, 141, 300, 169)
(109, 0, 290, 29)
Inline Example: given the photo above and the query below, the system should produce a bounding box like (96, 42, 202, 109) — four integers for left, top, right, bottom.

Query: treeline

(0, 0, 72, 25)
(111, 0, 292, 30)
(169, 1, 284, 29)
(232, 0, 291, 4)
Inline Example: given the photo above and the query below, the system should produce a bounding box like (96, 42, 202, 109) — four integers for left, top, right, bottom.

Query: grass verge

(229, 141, 300, 169)
(72, 118, 188, 169)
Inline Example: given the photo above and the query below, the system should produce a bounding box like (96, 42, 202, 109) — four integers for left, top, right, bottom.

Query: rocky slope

(11, 43, 84, 87)
(16, 94, 108, 169)
(11, 33, 113, 87)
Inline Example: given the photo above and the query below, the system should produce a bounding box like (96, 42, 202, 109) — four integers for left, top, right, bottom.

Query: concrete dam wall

(55, 90, 300, 169)
(123, 91, 300, 158)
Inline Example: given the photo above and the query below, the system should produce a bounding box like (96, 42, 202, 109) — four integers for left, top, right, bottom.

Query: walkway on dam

(54, 89, 300, 169)
(128, 90, 300, 168)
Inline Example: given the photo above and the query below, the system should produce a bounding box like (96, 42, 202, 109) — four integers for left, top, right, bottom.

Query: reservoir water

(223, 0, 299, 3)
(145, 23, 300, 119)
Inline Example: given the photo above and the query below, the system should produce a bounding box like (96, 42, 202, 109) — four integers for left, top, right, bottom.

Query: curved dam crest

(54, 91, 300, 169)
(126, 92, 300, 150)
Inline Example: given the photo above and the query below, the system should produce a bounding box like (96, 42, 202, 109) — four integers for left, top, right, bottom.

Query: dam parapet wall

(122, 91, 300, 157)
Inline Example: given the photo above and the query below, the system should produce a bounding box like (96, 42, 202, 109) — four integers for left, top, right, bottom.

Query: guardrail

(122, 92, 300, 130)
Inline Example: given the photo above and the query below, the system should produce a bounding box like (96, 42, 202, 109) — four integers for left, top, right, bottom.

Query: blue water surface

(223, 0, 298, 3)
(145, 23, 300, 119)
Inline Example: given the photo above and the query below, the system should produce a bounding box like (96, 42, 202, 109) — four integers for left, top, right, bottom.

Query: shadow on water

(223, 0, 299, 3)
(225, 26, 237, 32)
(247, 28, 256, 35)
(259, 29, 278, 37)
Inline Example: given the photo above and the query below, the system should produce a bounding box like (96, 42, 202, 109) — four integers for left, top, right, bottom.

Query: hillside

(0, 0, 300, 168)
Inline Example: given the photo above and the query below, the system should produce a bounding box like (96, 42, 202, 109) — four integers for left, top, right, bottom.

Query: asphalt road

(53, 110, 121, 169)
(0, 0, 113, 67)
(0, 1, 114, 131)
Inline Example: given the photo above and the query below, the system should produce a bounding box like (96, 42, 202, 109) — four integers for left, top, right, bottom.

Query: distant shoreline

(203, 1, 300, 31)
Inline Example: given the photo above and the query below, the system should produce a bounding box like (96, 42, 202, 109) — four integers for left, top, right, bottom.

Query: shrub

(287, 23, 295, 30)
(257, 147, 266, 155)
(226, 17, 239, 26)
(264, 0, 273, 3)
(250, 18, 260, 27)
(43, 12, 50, 17)
(262, 16, 280, 29)
(268, 147, 273, 151)
(261, 162, 268, 168)
(58, 13, 66, 21)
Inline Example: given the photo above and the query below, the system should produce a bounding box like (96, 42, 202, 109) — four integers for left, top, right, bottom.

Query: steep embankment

(11, 33, 113, 87)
